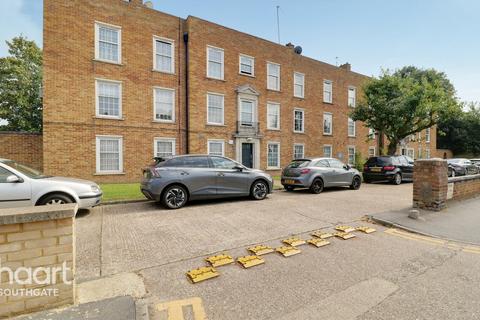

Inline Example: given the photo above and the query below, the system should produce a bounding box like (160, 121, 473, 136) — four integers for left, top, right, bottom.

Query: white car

(0, 158, 102, 209)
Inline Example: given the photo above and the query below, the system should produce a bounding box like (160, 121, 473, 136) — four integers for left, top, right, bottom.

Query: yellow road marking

(157, 297, 207, 320)
(384, 228, 480, 255)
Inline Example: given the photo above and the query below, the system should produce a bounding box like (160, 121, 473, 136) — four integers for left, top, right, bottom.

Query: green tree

(0, 36, 42, 132)
(351, 66, 461, 155)
(438, 102, 480, 156)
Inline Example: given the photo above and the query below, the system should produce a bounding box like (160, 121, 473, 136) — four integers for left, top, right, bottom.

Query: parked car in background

(470, 159, 480, 169)
(0, 158, 102, 209)
(280, 158, 362, 194)
(447, 158, 479, 176)
(141, 155, 273, 209)
(363, 155, 414, 185)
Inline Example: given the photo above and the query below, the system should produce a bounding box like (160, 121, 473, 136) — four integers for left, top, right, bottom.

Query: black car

(447, 158, 478, 177)
(363, 155, 414, 185)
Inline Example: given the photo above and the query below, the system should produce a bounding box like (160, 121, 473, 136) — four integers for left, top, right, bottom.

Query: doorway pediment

(236, 84, 260, 96)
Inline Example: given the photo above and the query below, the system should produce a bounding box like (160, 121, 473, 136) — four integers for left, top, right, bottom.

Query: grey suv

(281, 158, 362, 193)
(141, 155, 273, 209)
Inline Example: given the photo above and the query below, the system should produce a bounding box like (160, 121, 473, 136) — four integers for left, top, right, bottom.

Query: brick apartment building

(42, 0, 436, 183)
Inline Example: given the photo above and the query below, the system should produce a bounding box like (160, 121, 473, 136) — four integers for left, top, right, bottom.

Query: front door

(241, 143, 254, 168)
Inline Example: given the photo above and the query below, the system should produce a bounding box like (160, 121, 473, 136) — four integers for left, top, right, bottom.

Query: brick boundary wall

(0, 204, 76, 318)
(0, 132, 43, 171)
(449, 174, 480, 201)
(413, 159, 448, 211)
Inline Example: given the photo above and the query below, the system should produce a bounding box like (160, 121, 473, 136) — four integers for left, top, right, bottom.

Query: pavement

(22, 182, 480, 319)
(371, 196, 480, 245)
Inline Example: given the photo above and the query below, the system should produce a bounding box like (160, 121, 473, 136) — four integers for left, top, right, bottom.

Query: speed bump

(282, 237, 306, 246)
(334, 231, 356, 240)
(237, 255, 265, 268)
(356, 226, 376, 234)
(247, 245, 274, 255)
(186, 266, 219, 283)
(335, 225, 356, 233)
(276, 246, 301, 257)
(205, 254, 234, 267)
(311, 231, 334, 239)
(307, 238, 331, 248)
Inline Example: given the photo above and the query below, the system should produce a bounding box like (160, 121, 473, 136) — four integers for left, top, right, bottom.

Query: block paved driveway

(75, 183, 480, 319)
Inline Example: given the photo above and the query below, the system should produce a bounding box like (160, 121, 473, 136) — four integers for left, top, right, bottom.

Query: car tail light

(383, 166, 395, 171)
(300, 168, 311, 174)
(363, 165, 369, 171)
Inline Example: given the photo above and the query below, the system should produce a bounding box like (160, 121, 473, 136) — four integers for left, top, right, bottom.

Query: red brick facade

(43, 0, 437, 182)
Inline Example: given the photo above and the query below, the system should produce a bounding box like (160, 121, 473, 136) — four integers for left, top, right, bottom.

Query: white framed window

(294, 108, 305, 133)
(323, 145, 332, 158)
(323, 113, 333, 135)
(425, 148, 431, 159)
(267, 102, 280, 130)
(153, 87, 175, 122)
(267, 142, 280, 169)
(153, 36, 174, 73)
(418, 131, 422, 141)
(407, 148, 415, 159)
(96, 136, 123, 174)
(418, 147, 423, 159)
(323, 80, 333, 103)
(348, 86, 356, 107)
(207, 46, 224, 80)
(348, 118, 356, 137)
(368, 128, 376, 139)
(368, 146, 376, 157)
(95, 22, 121, 64)
(239, 54, 254, 76)
(207, 93, 224, 125)
(267, 62, 280, 91)
(293, 144, 304, 159)
(347, 146, 356, 166)
(425, 128, 431, 143)
(208, 140, 225, 156)
(95, 79, 122, 119)
(294, 72, 305, 98)
(154, 138, 176, 158)
(240, 99, 255, 126)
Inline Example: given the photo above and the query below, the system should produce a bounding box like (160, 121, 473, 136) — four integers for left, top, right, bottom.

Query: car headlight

(91, 185, 101, 193)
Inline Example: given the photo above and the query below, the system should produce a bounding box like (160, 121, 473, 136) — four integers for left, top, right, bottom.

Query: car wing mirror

(233, 165, 244, 171)
(344, 164, 351, 170)
(6, 175, 22, 183)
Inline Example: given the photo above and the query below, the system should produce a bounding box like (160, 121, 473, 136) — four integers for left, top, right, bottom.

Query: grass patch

(100, 183, 144, 202)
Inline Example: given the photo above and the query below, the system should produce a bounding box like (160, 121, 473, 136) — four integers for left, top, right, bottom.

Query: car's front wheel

(309, 178, 324, 194)
(251, 180, 269, 200)
(392, 173, 402, 185)
(162, 185, 188, 209)
(39, 193, 73, 206)
(350, 176, 362, 190)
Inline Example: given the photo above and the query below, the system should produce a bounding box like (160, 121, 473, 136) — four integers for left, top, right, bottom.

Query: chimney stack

(339, 63, 351, 71)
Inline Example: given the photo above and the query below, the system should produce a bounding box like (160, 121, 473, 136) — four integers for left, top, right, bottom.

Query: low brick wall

(0, 204, 76, 318)
(449, 174, 480, 201)
(413, 159, 448, 211)
(0, 132, 43, 170)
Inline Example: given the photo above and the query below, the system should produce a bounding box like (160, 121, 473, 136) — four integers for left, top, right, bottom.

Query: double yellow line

(384, 228, 480, 255)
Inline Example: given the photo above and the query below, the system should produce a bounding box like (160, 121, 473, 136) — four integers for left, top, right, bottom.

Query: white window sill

(267, 88, 281, 93)
(206, 76, 226, 82)
(152, 69, 176, 75)
(348, 135, 356, 138)
(266, 167, 281, 171)
(94, 172, 126, 176)
(294, 131, 305, 134)
(153, 120, 175, 124)
(239, 72, 255, 78)
(93, 59, 123, 66)
(94, 116, 125, 120)
(323, 133, 333, 136)
(294, 95, 305, 99)
(323, 101, 333, 105)
(267, 128, 280, 131)
(207, 123, 226, 127)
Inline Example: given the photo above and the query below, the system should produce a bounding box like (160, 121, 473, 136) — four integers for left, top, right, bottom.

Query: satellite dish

(294, 46, 303, 54)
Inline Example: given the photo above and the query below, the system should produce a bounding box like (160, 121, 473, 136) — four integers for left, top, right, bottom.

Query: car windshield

(2, 160, 49, 179)
(286, 160, 311, 168)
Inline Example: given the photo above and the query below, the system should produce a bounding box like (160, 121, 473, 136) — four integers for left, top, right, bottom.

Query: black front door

(241, 143, 254, 168)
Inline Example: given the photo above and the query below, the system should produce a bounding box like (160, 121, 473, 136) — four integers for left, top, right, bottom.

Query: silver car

(141, 155, 274, 209)
(281, 157, 362, 193)
(0, 158, 102, 209)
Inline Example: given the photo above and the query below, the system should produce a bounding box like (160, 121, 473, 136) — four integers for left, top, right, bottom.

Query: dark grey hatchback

(141, 155, 274, 209)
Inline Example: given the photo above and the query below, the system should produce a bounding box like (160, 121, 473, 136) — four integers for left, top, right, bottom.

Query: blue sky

(1, 0, 479, 102)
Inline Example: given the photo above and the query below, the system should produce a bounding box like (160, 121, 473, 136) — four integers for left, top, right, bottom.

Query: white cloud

(0, 0, 42, 56)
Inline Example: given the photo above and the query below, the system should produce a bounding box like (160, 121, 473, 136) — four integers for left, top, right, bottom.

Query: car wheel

(309, 178, 324, 194)
(393, 173, 402, 185)
(39, 194, 73, 206)
(451, 170, 456, 177)
(284, 186, 295, 192)
(350, 176, 362, 190)
(251, 180, 268, 200)
(162, 185, 188, 209)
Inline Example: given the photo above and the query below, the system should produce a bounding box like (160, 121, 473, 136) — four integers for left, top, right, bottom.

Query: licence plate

(371, 167, 382, 172)
(284, 179, 296, 185)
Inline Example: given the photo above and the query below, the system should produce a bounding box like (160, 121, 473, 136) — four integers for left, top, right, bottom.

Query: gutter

(183, 32, 190, 154)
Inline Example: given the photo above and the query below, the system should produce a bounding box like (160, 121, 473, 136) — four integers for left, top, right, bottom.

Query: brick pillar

(413, 159, 448, 211)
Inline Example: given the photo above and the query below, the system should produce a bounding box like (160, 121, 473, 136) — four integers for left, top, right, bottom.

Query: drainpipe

(183, 32, 190, 154)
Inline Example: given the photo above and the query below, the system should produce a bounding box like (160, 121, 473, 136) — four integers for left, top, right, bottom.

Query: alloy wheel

(352, 177, 361, 190)
(46, 199, 66, 205)
(394, 173, 402, 185)
(165, 188, 187, 208)
(310, 179, 324, 194)
(253, 182, 268, 200)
